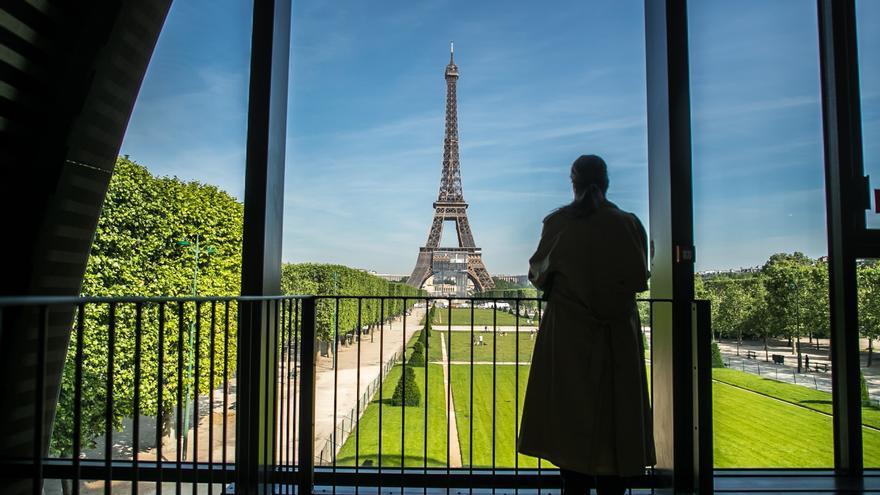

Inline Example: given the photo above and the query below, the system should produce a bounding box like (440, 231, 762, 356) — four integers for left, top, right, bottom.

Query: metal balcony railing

(0, 295, 683, 494)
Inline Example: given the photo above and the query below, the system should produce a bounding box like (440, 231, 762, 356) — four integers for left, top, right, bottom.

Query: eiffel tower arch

(407, 43, 494, 295)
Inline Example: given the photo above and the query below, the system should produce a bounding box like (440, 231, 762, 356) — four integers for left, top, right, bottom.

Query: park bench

(771, 354, 785, 365)
(746, 350, 757, 359)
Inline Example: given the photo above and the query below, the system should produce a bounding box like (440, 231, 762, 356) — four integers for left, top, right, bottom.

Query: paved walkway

(715, 338, 880, 402)
(439, 333, 463, 467)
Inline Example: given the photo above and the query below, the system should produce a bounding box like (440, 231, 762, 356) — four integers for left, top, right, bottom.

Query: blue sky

(121, 0, 878, 275)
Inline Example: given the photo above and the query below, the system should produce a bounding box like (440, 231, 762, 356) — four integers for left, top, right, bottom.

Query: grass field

(712, 368, 880, 429)
(424, 308, 532, 327)
(712, 368, 880, 467)
(422, 329, 538, 363)
(335, 362, 449, 467)
(449, 364, 541, 468)
(339, 329, 880, 469)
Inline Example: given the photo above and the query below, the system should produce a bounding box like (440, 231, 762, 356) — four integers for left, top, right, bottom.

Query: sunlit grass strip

(424, 330, 536, 364)
(713, 368, 880, 429)
(336, 363, 448, 467)
(449, 364, 543, 468)
(422, 308, 524, 327)
(714, 380, 880, 467)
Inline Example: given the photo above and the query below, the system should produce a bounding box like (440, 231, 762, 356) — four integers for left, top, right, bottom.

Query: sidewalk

(715, 338, 880, 402)
(309, 305, 428, 464)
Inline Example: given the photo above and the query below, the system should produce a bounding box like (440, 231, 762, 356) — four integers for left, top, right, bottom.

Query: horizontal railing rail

(0, 294, 683, 494)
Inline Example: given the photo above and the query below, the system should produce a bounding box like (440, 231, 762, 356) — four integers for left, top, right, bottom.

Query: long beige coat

(517, 202, 655, 476)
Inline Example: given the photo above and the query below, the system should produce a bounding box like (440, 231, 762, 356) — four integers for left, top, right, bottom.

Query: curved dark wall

(0, 1, 172, 490)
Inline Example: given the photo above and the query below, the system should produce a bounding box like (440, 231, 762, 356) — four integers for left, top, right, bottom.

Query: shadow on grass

(800, 400, 833, 406)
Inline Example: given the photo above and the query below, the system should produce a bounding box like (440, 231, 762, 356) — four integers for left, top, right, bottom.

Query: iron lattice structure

(407, 44, 494, 294)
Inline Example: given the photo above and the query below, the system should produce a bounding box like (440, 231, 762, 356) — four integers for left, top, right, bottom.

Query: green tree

(53, 157, 243, 456)
(859, 261, 880, 367)
(762, 252, 813, 353)
(281, 263, 424, 343)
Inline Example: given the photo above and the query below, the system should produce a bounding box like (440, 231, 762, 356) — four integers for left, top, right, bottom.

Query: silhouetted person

(517, 155, 655, 495)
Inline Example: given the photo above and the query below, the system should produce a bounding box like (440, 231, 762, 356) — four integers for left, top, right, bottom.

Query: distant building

(494, 274, 530, 286)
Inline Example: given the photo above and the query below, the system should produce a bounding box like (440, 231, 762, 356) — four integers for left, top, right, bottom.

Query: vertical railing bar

(279, 299, 287, 491)
(401, 296, 407, 487)
(649, 301, 654, 407)
(209, 301, 217, 495)
(332, 297, 340, 494)
(157, 302, 166, 495)
(272, 299, 281, 492)
(263, 301, 272, 489)
(33, 305, 48, 495)
(445, 298, 451, 495)
(423, 298, 429, 495)
(378, 298, 385, 493)
(469, 299, 474, 495)
(105, 303, 116, 495)
(194, 301, 202, 493)
(492, 298, 497, 492)
(537, 298, 543, 495)
(222, 301, 230, 488)
(292, 299, 300, 469)
(297, 297, 317, 495)
(355, 298, 362, 495)
(284, 299, 296, 494)
(177, 302, 185, 495)
(133, 302, 143, 495)
(514, 299, 520, 495)
(73, 303, 85, 495)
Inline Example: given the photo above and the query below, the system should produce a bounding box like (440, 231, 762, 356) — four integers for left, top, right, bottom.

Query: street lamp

(790, 280, 802, 373)
(177, 234, 216, 460)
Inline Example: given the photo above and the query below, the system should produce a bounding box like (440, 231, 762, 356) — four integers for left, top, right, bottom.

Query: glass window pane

(689, 0, 832, 468)
(287, 0, 650, 471)
(49, 3, 253, 493)
(858, 1, 880, 229)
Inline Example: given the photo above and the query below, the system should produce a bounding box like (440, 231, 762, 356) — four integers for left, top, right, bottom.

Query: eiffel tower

(407, 43, 494, 294)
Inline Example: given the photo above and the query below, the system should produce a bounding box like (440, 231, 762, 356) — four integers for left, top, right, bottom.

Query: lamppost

(790, 280, 802, 373)
(331, 270, 339, 368)
(177, 235, 216, 460)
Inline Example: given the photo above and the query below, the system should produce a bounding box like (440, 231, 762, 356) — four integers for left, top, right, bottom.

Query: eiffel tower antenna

(407, 45, 494, 295)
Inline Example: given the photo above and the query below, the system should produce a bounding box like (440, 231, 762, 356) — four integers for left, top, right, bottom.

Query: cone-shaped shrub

(391, 366, 420, 406)
(409, 341, 426, 367)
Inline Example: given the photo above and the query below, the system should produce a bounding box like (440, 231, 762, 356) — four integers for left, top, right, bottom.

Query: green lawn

(339, 338, 880, 469)
(713, 368, 880, 429)
(425, 308, 532, 327)
(449, 364, 545, 468)
(335, 362, 448, 467)
(423, 330, 537, 363)
(713, 379, 880, 467)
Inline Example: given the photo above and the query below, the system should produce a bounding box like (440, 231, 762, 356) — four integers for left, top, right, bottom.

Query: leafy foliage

(698, 252, 829, 353)
(281, 263, 424, 342)
(391, 366, 420, 407)
(53, 156, 244, 456)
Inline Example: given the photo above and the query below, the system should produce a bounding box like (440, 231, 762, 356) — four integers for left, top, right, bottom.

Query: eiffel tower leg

(407, 250, 433, 288)
(468, 257, 494, 292)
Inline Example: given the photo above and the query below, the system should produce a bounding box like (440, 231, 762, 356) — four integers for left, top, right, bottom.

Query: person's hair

(558, 154, 608, 218)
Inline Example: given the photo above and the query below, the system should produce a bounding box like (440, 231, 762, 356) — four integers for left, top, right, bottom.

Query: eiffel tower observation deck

(407, 43, 494, 295)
